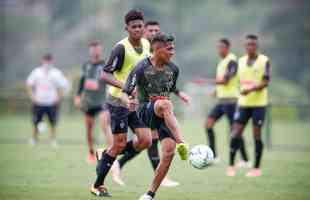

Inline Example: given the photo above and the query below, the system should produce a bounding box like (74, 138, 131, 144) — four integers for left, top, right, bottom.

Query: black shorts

(108, 104, 146, 134)
(32, 104, 59, 126)
(138, 102, 174, 141)
(234, 106, 266, 127)
(84, 104, 109, 118)
(208, 103, 236, 125)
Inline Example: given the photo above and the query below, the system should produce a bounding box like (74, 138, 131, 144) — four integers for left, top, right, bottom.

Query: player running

(121, 32, 189, 200)
(227, 35, 271, 177)
(111, 20, 188, 187)
(205, 38, 249, 166)
(26, 54, 69, 147)
(74, 41, 113, 164)
(90, 10, 153, 197)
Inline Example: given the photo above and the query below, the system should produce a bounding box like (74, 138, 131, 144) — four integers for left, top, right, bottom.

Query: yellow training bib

(238, 54, 270, 107)
(216, 53, 239, 99)
(109, 37, 150, 98)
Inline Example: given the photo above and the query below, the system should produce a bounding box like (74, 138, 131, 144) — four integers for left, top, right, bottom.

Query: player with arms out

(90, 10, 153, 197)
(205, 38, 249, 166)
(122, 32, 188, 200)
(74, 41, 113, 164)
(111, 20, 189, 187)
(227, 34, 271, 177)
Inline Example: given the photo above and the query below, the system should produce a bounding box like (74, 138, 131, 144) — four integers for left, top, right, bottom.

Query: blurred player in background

(74, 41, 113, 164)
(112, 20, 188, 187)
(227, 35, 271, 177)
(205, 38, 249, 166)
(122, 32, 188, 200)
(26, 54, 69, 148)
(90, 10, 153, 197)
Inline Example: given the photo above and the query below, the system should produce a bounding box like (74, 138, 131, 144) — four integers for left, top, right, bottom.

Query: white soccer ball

(189, 145, 214, 169)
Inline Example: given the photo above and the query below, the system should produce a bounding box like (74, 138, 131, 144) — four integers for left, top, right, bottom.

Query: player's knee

(162, 144, 176, 161)
(231, 124, 243, 138)
(160, 100, 173, 113)
(253, 126, 262, 140)
(139, 136, 152, 149)
(206, 118, 214, 129)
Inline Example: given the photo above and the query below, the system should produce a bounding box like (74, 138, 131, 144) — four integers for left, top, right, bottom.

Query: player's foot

(213, 157, 221, 164)
(29, 138, 37, 147)
(111, 160, 125, 186)
(90, 185, 112, 197)
(237, 160, 252, 168)
(161, 177, 180, 187)
(246, 168, 262, 177)
(87, 154, 97, 164)
(139, 194, 154, 200)
(226, 166, 236, 177)
(176, 143, 189, 160)
(50, 139, 59, 149)
(95, 148, 106, 161)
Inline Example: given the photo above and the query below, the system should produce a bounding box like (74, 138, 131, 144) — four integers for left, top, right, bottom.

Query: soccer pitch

(0, 115, 310, 200)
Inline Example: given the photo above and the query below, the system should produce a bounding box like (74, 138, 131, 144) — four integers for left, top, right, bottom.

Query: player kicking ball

(111, 20, 189, 187)
(227, 34, 271, 177)
(121, 32, 189, 200)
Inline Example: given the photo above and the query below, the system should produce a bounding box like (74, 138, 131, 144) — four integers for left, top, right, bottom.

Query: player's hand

(178, 91, 191, 105)
(241, 85, 256, 95)
(127, 96, 138, 111)
(74, 96, 81, 108)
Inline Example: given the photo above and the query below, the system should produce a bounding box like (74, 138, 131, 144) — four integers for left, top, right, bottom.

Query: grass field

(0, 115, 310, 200)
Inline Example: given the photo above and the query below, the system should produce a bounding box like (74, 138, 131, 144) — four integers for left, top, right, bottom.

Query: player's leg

(147, 130, 179, 187)
(30, 104, 42, 145)
(99, 107, 113, 148)
(84, 110, 96, 163)
(91, 105, 128, 196)
(227, 107, 250, 176)
(147, 130, 160, 171)
(226, 103, 250, 167)
(154, 99, 187, 160)
(141, 137, 176, 200)
(205, 104, 223, 160)
(246, 107, 266, 177)
(47, 104, 59, 148)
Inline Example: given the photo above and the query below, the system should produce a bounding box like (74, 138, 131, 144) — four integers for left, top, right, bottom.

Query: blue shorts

(208, 103, 236, 125)
(32, 104, 59, 126)
(108, 104, 146, 134)
(83, 104, 109, 118)
(138, 102, 174, 141)
(234, 106, 266, 127)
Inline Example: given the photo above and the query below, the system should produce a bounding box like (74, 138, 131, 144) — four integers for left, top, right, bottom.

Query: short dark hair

(246, 34, 258, 40)
(145, 20, 160, 27)
(42, 53, 53, 61)
(125, 9, 144, 25)
(89, 40, 101, 47)
(151, 32, 175, 45)
(219, 38, 230, 47)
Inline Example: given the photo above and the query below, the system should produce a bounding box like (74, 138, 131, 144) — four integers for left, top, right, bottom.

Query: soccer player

(205, 38, 249, 166)
(122, 32, 188, 200)
(111, 20, 187, 187)
(74, 41, 113, 164)
(227, 35, 271, 177)
(90, 10, 153, 197)
(26, 54, 69, 147)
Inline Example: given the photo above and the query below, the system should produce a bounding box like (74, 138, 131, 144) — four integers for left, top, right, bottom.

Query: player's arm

(74, 66, 86, 107)
(241, 61, 271, 95)
(101, 44, 125, 89)
(55, 70, 70, 103)
(216, 60, 238, 85)
(121, 65, 142, 111)
(172, 69, 191, 104)
(26, 70, 36, 103)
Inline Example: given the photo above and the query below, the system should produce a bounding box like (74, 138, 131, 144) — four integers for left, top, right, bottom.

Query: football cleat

(176, 143, 189, 160)
(90, 185, 112, 197)
(246, 168, 262, 177)
(138, 194, 154, 200)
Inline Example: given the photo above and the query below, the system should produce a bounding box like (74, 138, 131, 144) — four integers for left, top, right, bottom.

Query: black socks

(229, 137, 242, 166)
(254, 139, 264, 168)
(147, 139, 160, 171)
(240, 137, 249, 162)
(94, 153, 115, 188)
(207, 128, 216, 157)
